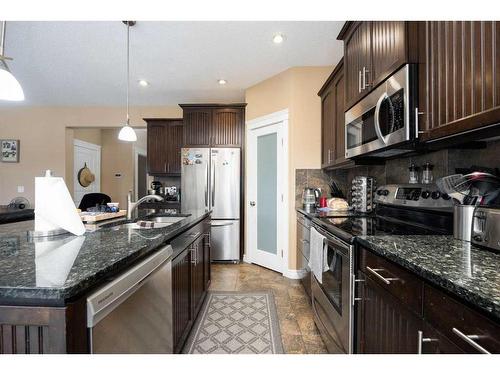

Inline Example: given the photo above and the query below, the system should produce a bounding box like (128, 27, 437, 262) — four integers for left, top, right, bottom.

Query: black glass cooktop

(313, 205, 453, 243)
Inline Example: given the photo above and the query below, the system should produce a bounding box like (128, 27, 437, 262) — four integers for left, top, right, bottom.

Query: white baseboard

(242, 254, 252, 264)
(283, 269, 307, 280)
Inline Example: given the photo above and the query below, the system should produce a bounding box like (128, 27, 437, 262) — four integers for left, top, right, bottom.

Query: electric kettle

(302, 187, 321, 212)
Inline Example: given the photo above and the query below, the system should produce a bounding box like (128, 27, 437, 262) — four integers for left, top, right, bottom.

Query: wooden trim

(422, 106, 500, 141)
(317, 58, 344, 96)
(337, 21, 356, 40)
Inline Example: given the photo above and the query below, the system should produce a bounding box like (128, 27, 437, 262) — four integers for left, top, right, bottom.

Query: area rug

(183, 291, 284, 354)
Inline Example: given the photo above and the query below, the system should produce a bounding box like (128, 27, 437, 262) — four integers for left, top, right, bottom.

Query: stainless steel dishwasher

(87, 245, 173, 353)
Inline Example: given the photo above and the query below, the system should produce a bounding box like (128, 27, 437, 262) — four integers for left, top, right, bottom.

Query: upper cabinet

(319, 59, 352, 169)
(145, 118, 183, 176)
(180, 104, 246, 148)
(418, 21, 500, 141)
(339, 21, 419, 110)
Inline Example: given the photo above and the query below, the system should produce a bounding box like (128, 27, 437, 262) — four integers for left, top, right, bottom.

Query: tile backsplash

(299, 139, 500, 199)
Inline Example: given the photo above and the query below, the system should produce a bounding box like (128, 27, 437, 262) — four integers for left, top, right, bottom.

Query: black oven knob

(421, 190, 431, 199)
(376, 189, 383, 196)
(382, 189, 389, 196)
(442, 193, 451, 200)
(431, 191, 441, 200)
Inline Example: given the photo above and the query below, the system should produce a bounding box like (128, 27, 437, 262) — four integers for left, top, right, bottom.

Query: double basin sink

(115, 215, 189, 230)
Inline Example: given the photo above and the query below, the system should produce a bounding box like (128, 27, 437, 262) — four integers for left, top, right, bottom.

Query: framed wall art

(1, 139, 20, 162)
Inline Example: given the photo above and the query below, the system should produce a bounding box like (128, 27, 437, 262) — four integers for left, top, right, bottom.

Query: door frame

(73, 139, 101, 205)
(134, 146, 147, 200)
(244, 109, 289, 275)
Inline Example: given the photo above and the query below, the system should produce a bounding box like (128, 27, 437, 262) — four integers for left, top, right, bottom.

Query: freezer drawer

(211, 220, 240, 261)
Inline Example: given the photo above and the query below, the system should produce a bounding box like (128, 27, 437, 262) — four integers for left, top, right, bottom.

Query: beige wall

(73, 128, 102, 145)
(0, 106, 181, 205)
(245, 66, 333, 271)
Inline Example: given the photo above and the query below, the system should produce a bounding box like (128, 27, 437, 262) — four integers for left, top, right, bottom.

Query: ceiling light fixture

(0, 21, 24, 101)
(272, 33, 285, 44)
(218, 79, 227, 85)
(118, 21, 137, 142)
(138, 79, 149, 87)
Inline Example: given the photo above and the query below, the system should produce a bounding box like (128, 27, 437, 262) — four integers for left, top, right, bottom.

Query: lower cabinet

(171, 219, 211, 353)
(355, 246, 498, 354)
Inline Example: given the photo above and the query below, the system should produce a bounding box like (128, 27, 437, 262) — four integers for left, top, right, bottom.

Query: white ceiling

(1, 21, 344, 107)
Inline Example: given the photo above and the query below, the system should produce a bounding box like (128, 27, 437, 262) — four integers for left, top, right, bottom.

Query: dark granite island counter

(0, 208, 211, 353)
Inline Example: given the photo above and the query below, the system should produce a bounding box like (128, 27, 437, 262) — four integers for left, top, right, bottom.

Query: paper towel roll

(35, 170, 86, 236)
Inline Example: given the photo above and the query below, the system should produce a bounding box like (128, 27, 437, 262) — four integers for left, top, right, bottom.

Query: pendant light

(0, 21, 24, 101)
(118, 21, 137, 142)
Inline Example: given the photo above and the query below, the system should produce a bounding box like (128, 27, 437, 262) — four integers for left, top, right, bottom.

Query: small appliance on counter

(351, 176, 376, 213)
(471, 207, 500, 251)
(302, 187, 321, 212)
(149, 180, 163, 196)
(163, 186, 180, 202)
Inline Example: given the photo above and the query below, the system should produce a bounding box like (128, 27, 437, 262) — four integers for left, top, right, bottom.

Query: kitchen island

(0, 208, 211, 353)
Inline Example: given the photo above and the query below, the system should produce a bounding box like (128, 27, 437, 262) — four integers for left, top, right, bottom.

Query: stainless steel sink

(118, 222, 172, 230)
(148, 216, 186, 224)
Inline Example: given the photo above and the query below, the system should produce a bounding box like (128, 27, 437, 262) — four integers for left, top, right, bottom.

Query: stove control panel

(374, 184, 453, 209)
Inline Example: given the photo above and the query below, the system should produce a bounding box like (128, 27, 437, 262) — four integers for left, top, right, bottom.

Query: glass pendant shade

(118, 124, 137, 142)
(0, 64, 24, 101)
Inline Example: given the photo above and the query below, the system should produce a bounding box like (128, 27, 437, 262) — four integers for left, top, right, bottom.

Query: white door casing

(245, 109, 289, 274)
(73, 139, 101, 207)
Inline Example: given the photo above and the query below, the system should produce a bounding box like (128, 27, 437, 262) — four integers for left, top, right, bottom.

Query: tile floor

(209, 263, 328, 354)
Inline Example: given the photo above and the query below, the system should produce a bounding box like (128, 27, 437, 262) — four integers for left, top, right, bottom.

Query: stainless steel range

(310, 183, 454, 354)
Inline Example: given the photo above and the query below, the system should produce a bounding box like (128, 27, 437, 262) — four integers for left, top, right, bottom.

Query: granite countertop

(0, 207, 35, 224)
(0, 208, 210, 305)
(357, 235, 500, 320)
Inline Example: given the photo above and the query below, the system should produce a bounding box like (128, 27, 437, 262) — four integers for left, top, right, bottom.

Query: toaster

(471, 207, 500, 251)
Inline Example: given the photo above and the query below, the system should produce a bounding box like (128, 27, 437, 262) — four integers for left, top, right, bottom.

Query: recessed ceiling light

(273, 33, 285, 44)
(138, 80, 149, 87)
(218, 79, 227, 85)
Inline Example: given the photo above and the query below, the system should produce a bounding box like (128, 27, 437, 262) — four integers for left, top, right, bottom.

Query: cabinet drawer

(423, 285, 500, 354)
(359, 247, 423, 316)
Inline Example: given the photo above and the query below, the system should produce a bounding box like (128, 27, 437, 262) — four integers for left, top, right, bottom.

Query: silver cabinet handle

(452, 328, 490, 354)
(351, 274, 364, 306)
(366, 266, 399, 285)
(167, 163, 170, 172)
(415, 107, 425, 137)
(164, 162, 167, 172)
(363, 66, 370, 89)
(417, 330, 436, 354)
(358, 70, 363, 93)
(250, 201, 256, 206)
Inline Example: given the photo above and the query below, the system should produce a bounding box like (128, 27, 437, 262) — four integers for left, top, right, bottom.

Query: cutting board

(79, 210, 127, 223)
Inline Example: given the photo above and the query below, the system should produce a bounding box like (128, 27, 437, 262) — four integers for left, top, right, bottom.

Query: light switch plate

(17, 185, 24, 193)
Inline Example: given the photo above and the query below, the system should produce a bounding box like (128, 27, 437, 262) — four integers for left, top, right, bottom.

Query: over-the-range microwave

(345, 64, 419, 159)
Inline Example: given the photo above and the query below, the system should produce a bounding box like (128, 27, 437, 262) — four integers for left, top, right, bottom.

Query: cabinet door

(191, 236, 206, 318)
(344, 22, 372, 110)
(172, 249, 192, 353)
(165, 121, 183, 174)
(357, 273, 422, 353)
(183, 108, 212, 147)
(370, 21, 407, 88)
(147, 123, 167, 174)
(334, 72, 347, 164)
(419, 21, 500, 139)
(211, 108, 243, 146)
(320, 81, 335, 167)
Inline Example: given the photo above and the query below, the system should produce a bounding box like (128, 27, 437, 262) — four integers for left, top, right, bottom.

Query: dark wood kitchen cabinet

(355, 245, 499, 354)
(418, 21, 500, 141)
(145, 118, 183, 176)
(172, 247, 192, 353)
(338, 21, 419, 110)
(319, 59, 352, 169)
(191, 234, 206, 319)
(180, 104, 246, 148)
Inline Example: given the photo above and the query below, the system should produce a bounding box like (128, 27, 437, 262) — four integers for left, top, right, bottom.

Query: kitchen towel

(35, 170, 85, 236)
(309, 226, 327, 284)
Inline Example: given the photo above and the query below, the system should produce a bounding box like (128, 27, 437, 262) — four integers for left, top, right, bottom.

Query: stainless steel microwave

(345, 64, 418, 159)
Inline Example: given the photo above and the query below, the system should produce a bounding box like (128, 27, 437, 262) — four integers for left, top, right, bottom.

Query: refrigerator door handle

(205, 162, 209, 208)
(211, 159, 215, 207)
(210, 222, 234, 227)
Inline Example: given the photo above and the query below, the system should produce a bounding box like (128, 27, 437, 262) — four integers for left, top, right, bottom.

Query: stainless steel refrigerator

(181, 147, 240, 262)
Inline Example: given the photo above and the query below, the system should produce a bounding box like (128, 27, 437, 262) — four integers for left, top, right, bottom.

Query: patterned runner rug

(183, 291, 284, 354)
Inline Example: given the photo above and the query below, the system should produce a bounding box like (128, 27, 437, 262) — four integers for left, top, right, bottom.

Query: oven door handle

(374, 92, 389, 145)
